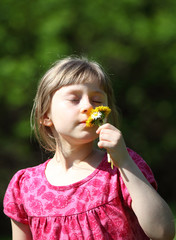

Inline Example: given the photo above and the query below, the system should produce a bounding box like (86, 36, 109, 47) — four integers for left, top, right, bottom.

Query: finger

(99, 129, 119, 143)
(97, 140, 112, 149)
(96, 123, 115, 134)
(98, 128, 110, 139)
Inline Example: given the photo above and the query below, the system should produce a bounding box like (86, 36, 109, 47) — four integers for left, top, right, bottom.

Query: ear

(41, 114, 53, 127)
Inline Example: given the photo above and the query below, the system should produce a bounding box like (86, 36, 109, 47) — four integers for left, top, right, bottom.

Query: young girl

(4, 57, 175, 240)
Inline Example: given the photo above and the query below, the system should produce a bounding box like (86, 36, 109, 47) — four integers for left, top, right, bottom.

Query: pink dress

(4, 148, 157, 240)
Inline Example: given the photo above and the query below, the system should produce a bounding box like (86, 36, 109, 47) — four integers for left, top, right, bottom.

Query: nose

(80, 96, 93, 114)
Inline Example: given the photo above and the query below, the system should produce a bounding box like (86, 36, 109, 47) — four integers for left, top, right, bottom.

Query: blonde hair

(31, 56, 119, 152)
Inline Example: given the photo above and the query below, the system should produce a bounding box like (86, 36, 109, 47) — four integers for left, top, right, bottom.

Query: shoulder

(5, 161, 48, 195)
(3, 161, 49, 223)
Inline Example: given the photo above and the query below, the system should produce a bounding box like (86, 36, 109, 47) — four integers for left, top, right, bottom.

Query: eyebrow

(64, 88, 106, 96)
(91, 90, 106, 96)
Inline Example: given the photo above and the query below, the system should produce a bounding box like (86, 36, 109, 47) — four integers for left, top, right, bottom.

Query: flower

(86, 106, 113, 169)
(86, 106, 111, 127)
(91, 112, 102, 120)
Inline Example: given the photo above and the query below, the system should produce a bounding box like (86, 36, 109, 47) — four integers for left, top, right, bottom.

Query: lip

(79, 120, 88, 125)
(80, 121, 87, 124)
(80, 118, 88, 122)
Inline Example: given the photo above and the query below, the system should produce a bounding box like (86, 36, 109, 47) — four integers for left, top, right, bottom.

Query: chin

(74, 134, 98, 144)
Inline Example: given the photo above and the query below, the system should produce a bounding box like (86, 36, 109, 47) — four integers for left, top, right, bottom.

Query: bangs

(57, 59, 108, 92)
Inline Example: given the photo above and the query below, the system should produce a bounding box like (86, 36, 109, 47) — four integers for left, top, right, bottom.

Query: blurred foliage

(1, 0, 176, 235)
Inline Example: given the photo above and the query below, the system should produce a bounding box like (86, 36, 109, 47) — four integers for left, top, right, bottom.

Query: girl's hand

(97, 124, 176, 240)
(96, 123, 130, 167)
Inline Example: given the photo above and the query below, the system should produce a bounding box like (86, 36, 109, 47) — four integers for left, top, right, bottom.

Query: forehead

(56, 61, 107, 92)
(57, 83, 106, 96)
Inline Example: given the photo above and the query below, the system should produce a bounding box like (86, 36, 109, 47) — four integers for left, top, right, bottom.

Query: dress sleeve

(3, 169, 29, 224)
(119, 148, 158, 208)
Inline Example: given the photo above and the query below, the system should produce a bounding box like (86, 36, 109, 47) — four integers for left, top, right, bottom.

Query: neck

(54, 139, 95, 170)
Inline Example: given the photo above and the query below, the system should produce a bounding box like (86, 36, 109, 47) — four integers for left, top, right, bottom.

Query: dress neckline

(42, 153, 107, 191)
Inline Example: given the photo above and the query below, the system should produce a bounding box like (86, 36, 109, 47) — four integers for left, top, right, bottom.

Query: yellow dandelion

(86, 106, 113, 169)
(86, 106, 111, 127)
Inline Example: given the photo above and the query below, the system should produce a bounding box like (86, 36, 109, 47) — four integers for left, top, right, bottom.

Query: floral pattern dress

(4, 148, 157, 240)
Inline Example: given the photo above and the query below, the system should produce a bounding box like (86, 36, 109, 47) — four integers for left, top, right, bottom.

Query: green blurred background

(0, 0, 176, 238)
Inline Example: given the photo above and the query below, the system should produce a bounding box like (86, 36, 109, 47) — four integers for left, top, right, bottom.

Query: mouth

(80, 120, 87, 124)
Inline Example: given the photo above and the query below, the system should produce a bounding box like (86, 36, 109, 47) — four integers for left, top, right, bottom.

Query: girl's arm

(118, 155, 175, 240)
(97, 124, 175, 240)
(11, 219, 32, 240)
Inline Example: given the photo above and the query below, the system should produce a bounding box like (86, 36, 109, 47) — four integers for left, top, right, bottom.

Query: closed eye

(70, 99, 80, 103)
(67, 95, 80, 102)
(93, 100, 102, 104)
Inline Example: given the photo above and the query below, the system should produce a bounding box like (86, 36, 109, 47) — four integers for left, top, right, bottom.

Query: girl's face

(44, 82, 108, 145)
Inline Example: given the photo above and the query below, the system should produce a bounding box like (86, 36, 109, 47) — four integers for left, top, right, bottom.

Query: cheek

(51, 107, 74, 129)
(49, 99, 78, 130)
(52, 113, 70, 127)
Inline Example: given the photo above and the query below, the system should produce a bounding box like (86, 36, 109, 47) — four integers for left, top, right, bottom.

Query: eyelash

(70, 99, 79, 102)
(68, 97, 102, 105)
(93, 101, 102, 104)
(70, 100, 101, 104)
